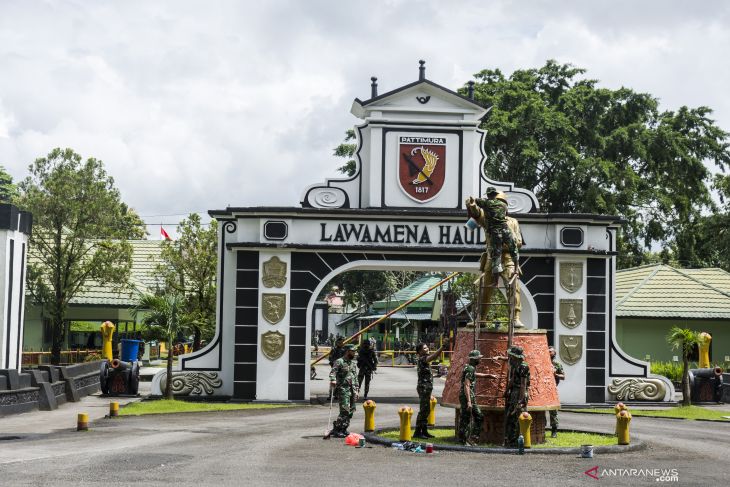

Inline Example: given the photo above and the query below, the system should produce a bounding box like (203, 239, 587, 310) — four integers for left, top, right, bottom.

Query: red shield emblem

(398, 136, 446, 202)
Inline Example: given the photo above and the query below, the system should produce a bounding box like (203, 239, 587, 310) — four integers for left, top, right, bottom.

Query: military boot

(413, 425, 428, 439)
(551, 425, 558, 438)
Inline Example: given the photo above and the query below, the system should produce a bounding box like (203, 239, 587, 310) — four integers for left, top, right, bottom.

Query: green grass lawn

(379, 428, 616, 448)
(569, 405, 730, 421)
(119, 399, 296, 416)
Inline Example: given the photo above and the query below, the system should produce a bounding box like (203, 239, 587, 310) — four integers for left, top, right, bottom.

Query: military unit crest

(261, 331, 286, 360)
(559, 335, 583, 365)
(262, 256, 287, 288)
(559, 262, 583, 293)
(559, 299, 583, 328)
(398, 136, 446, 203)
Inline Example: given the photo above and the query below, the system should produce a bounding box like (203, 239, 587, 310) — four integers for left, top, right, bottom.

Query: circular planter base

(363, 427, 646, 455)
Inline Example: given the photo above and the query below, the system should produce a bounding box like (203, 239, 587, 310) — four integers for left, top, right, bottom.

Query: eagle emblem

(398, 136, 446, 202)
(262, 293, 286, 325)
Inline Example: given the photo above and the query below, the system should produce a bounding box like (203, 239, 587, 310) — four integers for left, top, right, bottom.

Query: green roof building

(615, 264, 730, 363)
(22, 240, 165, 355)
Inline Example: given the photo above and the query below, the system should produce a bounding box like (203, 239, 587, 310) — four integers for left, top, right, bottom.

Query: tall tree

(157, 213, 218, 351)
(134, 293, 188, 399)
(0, 165, 17, 203)
(462, 60, 730, 268)
(16, 148, 145, 364)
(666, 326, 700, 406)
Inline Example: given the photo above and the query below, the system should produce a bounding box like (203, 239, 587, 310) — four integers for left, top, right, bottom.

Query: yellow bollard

(100, 321, 115, 361)
(698, 332, 712, 368)
(109, 401, 119, 418)
(77, 413, 89, 431)
(363, 400, 376, 432)
(398, 406, 413, 442)
(518, 411, 532, 448)
(427, 396, 437, 427)
(616, 410, 632, 445)
(614, 403, 627, 435)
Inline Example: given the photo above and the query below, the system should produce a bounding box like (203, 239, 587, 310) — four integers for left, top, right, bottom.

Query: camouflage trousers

(549, 409, 558, 429)
(504, 403, 522, 447)
(332, 387, 356, 433)
(416, 385, 432, 428)
(489, 226, 518, 273)
(458, 394, 483, 441)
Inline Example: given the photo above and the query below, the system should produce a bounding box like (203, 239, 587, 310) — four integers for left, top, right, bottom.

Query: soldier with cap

(328, 336, 346, 367)
(504, 345, 530, 447)
(468, 187, 520, 275)
(459, 350, 498, 445)
(413, 338, 449, 439)
(548, 345, 565, 438)
(325, 344, 359, 439)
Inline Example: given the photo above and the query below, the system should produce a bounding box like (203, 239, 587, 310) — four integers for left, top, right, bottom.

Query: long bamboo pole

(311, 272, 461, 366)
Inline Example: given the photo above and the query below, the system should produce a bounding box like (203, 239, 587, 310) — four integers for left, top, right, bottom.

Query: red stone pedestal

(442, 329, 559, 444)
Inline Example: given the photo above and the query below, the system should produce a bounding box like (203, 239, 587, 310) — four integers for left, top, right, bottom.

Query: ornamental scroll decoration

(607, 378, 666, 401)
(160, 372, 223, 396)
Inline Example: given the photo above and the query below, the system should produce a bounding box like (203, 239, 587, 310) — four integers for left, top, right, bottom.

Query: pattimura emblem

(262, 256, 287, 288)
(262, 293, 286, 324)
(398, 136, 446, 202)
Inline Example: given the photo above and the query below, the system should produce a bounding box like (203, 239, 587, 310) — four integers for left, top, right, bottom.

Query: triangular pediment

(351, 79, 488, 119)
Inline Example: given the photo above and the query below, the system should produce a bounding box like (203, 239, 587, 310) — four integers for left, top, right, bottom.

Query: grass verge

(119, 399, 295, 416)
(569, 405, 730, 421)
(379, 428, 616, 448)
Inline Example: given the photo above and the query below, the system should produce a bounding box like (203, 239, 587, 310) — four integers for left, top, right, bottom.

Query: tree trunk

(165, 335, 174, 400)
(193, 327, 201, 352)
(51, 318, 64, 365)
(682, 356, 691, 406)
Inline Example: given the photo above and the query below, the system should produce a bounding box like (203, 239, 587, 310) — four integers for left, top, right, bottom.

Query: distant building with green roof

(615, 264, 730, 363)
(23, 240, 165, 352)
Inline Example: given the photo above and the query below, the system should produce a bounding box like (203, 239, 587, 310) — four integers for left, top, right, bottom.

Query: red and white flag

(160, 226, 172, 241)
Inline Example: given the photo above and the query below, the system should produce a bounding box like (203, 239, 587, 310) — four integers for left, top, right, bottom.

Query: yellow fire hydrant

(398, 406, 413, 441)
(518, 411, 532, 448)
(428, 396, 437, 427)
(699, 332, 712, 368)
(100, 321, 115, 361)
(616, 410, 632, 445)
(613, 402, 627, 435)
(363, 400, 376, 432)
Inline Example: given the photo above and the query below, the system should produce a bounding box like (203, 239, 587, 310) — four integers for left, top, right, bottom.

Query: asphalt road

(1, 401, 728, 487)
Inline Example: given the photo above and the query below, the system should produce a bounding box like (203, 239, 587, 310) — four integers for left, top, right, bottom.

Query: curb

(562, 410, 730, 422)
(362, 427, 646, 455)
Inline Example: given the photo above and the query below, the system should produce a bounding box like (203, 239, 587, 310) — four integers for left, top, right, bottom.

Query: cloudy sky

(1, 0, 728, 231)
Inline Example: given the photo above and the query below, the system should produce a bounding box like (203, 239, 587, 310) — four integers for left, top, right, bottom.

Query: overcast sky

(1, 0, 728, 231)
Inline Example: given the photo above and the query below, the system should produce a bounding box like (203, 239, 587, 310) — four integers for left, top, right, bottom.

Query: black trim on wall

(232, 250, 260, 400)
(15, 243, 26, 369)
(4, 239, 14, 369)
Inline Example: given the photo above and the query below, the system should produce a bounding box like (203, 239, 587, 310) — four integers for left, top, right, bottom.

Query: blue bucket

(120, 339, 143, 362)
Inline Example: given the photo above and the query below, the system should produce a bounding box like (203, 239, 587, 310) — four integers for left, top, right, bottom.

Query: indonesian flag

(160, 226, 172, 241)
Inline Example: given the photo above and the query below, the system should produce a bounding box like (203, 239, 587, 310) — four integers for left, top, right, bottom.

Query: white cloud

(0, 0, 728, 225)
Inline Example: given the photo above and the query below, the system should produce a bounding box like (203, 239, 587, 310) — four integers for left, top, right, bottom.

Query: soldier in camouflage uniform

(470, 187, 519, 275)
(504, 345, 530, 447)
(325, 344, 359, 439)
(356, 339, 378, 399)
(458, 350, 497, 445)
(548, 346, 565, 438)
(413, 339, 449, 439)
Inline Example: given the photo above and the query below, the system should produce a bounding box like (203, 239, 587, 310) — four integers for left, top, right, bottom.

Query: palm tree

(666, 326, 700, 406)
(134, 293, 187, 400)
